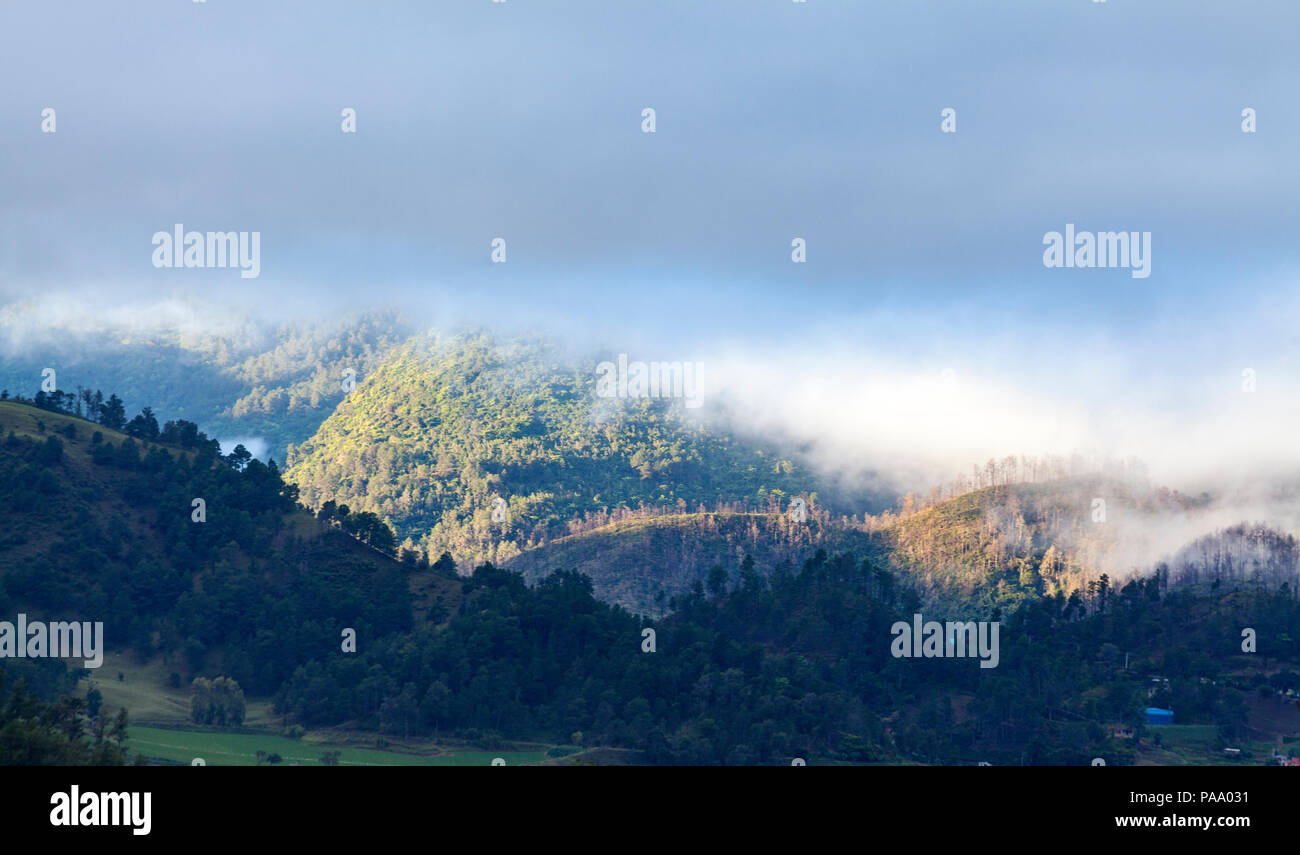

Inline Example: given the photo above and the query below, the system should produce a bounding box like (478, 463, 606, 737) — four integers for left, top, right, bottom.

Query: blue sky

(2, 1, 1298, 487)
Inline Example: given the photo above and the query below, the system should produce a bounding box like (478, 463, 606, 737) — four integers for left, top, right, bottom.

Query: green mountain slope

(501, 512, 884, 616)
(501, 476, 1298, 620)
(5, 400, 1299, 766)
(285, 331, 826, 568)
(0, 400, 457, 698)
(283, 329, 1294, 620)
(877, 478, 1300, 615)
(0, 307, 411, 462)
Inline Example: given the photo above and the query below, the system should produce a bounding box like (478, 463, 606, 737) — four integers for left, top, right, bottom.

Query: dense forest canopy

(2, 368, 1297, 766)
(285, 332, 825, 569)
(0, 308, 411, 462)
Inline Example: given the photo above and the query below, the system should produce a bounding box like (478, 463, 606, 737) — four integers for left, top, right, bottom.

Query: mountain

(282, 330, 1299, 620)
(4, 396, 1299, 766)
(285, 330, 832, 569)
(881, 479, 1181, 614)
(880, 479, 1300, 612)
(0, 398, 446, 698)
(504, 475, 1300, 619)
(491, 473, 1264, 618)
(1161, 523, 1299, 592)
(0, 395, 910, 763)
(276, 547, 1300, 765)
(0, 303, 412, 462)
(501, 511, 884, 616)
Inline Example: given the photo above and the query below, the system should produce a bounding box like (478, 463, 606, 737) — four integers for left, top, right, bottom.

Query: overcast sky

(2, 1, 1298, 487)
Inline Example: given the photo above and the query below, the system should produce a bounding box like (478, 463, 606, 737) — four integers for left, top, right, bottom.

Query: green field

(80, 652, 280, 727)
(128, 726, 552, 766)
(84, 656, 557, 766)
(1148, 725, 1219, 746)
(1135, 724, 1276, 765)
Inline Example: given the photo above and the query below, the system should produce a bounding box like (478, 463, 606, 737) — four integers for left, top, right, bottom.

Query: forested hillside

(275, 547, 1300, 764)
(0, 399, 429, 699)
(502, 511, 881, 616)
(3, 394, 1298, 766)
(0, 306, 410, 461)
(276, 326, 1294, 624)
(285, 331, 824, 569)
(879, 480, 1223, 615)
(504, 476, 1284, 620)
(1161, 523, 1299, 592)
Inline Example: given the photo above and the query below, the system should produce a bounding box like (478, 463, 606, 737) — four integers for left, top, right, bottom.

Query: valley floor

(78, 653, 576, 766)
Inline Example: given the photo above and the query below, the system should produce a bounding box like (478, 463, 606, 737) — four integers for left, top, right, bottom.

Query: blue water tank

(1145, 707, 1174, 725)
